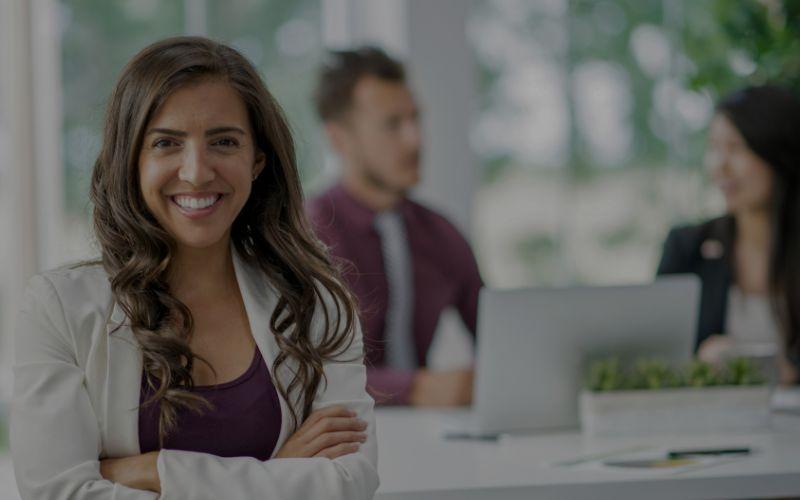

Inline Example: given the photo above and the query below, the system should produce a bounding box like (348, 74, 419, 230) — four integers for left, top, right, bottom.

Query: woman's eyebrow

(205, 126, 246, 136)
(145, 127, 187, 137)
(143, 126, 246, 136)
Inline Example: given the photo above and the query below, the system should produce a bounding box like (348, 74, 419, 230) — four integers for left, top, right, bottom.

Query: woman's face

(705, 113, 773, 215)
(138, 79, 265, 252)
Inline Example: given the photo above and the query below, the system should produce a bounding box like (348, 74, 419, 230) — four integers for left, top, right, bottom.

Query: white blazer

(11, 251, 379, 499)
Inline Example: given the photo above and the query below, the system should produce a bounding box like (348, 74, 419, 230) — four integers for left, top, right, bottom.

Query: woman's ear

(253, 151, 266, 180)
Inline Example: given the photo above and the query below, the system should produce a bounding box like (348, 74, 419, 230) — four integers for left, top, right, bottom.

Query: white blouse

(725, 286, 781, 357)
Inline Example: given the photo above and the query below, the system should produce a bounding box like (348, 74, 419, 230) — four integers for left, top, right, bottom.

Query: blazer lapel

(232, 251, 294, 455)
(103, 303, 145, 457)
(696, 216, 735, 346)
(98, 252, 294, 458)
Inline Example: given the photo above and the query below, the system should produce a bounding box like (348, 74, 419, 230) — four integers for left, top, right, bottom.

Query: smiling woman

(10, 37, 378, 499)
(138, 81, 266, 249)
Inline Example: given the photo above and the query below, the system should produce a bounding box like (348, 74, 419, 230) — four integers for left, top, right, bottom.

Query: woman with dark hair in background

(658, 85, 800, 385)
(11, 37, 378, 498)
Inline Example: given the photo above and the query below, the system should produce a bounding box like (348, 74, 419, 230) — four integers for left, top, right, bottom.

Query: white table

(374, 408, 800, 500)
(0, 456, 19, 500)
(3, 410, 799, 500)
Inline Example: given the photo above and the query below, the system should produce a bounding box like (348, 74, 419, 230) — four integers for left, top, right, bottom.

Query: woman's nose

(704, 148, 727, 173)
(178, 144, 216, 186)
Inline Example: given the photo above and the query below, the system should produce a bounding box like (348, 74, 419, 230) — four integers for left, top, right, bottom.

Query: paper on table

(551, 447, 751, 476)
(771, 387, 800, 413)
(549, 445, 653, 467)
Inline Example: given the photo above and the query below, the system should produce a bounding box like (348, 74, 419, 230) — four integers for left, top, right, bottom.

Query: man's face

(333, 76, 422, 195)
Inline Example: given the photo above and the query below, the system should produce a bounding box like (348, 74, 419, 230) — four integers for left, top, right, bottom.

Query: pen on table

(667, 447, 751, 459)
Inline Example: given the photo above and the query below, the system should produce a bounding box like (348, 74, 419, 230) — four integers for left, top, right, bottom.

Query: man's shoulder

(404, 198, 477, 261)
(405, 199, 482, 284)
(305, 184, 347, 234)
(305, 184, 339, 218)
(406, 199, 466, 239)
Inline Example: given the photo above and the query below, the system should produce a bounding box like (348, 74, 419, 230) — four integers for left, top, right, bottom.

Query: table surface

(374, 407, 800, 500)
(0, 456, 18, 500)
(2, 408, 800, 500)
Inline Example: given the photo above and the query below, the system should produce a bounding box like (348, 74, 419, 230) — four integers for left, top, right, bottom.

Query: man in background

(307, 46, 483, 406)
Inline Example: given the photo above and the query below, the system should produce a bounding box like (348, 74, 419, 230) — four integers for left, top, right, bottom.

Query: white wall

(1, 0, 37, 401)
(0, 0, 63, 401)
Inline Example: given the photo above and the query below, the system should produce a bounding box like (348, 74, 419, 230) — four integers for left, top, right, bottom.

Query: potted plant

(580, 357, 771, 436)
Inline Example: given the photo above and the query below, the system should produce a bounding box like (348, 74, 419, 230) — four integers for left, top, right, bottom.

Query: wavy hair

(90, 36, 357, 443)
(716, 85, 800, 363)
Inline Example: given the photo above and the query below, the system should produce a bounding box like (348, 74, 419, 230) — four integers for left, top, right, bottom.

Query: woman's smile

(169, 192, 227, 219)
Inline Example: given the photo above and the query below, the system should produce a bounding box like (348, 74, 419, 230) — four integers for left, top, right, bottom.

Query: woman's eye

(385, 117, 401, 132)
(213, 137, 239, 147)
(153, 138, 176, 148)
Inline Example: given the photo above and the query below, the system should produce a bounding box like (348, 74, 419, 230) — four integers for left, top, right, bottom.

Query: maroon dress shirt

(306, 184, 483, 404)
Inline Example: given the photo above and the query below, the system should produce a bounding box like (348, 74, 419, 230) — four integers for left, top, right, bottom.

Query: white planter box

(579, 385, 772, 436)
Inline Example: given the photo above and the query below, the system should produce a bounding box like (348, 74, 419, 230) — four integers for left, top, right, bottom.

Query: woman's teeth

(173, 194, 221, 210)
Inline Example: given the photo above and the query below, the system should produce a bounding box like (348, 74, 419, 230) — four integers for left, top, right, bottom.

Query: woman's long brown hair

(716, 85, 800, 366)
(90, 36, 357, 443)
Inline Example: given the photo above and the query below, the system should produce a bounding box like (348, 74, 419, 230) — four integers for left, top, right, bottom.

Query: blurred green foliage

(685, 358, 723, 387)
(587, 357, 625, 392)
(628, 358, 682, 389)
(471, 0, 796, 287)
(683, 0, 800, 98)
(515, 233, 561, 284)
(587, 356, 766, 392)
(475, 0, 800, 184)
(60, 0, 185, 215)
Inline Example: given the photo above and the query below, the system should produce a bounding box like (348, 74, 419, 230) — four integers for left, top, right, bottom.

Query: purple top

(307, 184, 483, 405)
(138, 348, 282, 461)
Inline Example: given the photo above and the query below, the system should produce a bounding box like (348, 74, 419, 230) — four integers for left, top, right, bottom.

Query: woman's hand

(410, 368, 474, 407)
(275, 405, 367, 460)
(697, 334, 735, 365)
(100, 451, 161, 493)
(778, 355, 799, 385)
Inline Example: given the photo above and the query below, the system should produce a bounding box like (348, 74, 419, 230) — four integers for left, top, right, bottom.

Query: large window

(469, 0, 723, 288)
(206, 0, 326, 187)
(60, 0, 185, 261)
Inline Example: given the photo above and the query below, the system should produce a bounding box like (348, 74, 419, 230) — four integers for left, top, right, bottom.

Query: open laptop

(447, 275, 700, 436)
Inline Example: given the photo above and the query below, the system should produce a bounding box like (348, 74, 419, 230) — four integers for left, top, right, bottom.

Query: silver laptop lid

(473, 275, 700, 433)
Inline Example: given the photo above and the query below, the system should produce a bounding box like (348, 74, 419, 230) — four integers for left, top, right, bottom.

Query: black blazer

(657, 215, 735, 351)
